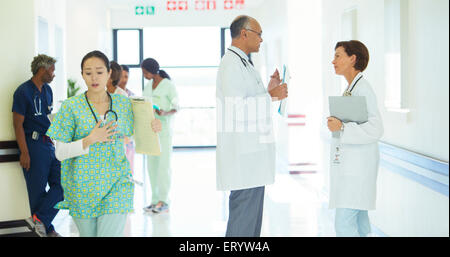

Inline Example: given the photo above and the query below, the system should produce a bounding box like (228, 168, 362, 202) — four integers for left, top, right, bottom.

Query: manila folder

(130, 98, 161, 156)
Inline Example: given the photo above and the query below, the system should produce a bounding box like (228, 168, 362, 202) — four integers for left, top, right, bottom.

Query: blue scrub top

(12, 79, 53, 135)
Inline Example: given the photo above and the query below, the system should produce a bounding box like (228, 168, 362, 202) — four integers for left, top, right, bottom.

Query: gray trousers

(225, 186, 265, 237)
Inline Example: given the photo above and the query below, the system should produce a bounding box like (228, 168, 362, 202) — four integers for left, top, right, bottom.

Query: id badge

(333, 147, 341, 164)
(32, 131, 39, 141)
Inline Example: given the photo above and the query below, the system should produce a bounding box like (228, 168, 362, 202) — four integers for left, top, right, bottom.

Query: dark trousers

(22, 136, 63, 233)
(226, 186, 265, 237)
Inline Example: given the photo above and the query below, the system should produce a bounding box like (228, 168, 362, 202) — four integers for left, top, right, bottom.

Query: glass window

(224, 28, 232, 50)
(125, 67, 143, 96)
(117, 30, 140, 65)
(162, 67, 217, 108)
(114, 27, 222, 147)
(384, 0, 408, 110)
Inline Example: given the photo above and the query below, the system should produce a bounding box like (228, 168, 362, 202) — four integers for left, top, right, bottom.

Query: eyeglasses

(245, 28, 263, 38)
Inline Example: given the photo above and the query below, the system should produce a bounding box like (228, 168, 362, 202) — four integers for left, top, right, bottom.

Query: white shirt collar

(348, 72, 363, 91)
(228, 46, 250, 62)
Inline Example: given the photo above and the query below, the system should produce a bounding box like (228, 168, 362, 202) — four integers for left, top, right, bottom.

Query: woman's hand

(155, 109, 177, 117)
(151, 119, 162, 133)
(83, 121, 118, 149)
(327, 117, 343, 132)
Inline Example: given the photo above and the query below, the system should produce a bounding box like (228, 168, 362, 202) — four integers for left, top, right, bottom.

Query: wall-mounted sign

(165, 0, 244, 12)
(135, 6, 155, 15)
(167, 1, 189, 11)
(224, 0, 245, 10)
(195, 0, 217, 10)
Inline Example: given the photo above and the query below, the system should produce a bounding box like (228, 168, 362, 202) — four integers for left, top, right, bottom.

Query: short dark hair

(230, 15, 251, 39)
(335, 40, 370, 71)
(121, 64, 129, 73)
(81, 50, 110, 72)
(110, 61, 122, 86)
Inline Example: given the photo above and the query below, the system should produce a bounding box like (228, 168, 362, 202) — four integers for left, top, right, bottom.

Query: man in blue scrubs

(12, 54, 63, 237)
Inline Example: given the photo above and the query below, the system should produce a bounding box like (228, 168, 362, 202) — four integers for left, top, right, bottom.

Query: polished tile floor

(52, 148, 337, 237)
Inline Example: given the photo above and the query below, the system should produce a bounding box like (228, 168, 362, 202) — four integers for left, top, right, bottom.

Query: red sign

(195, 0, 205, 10)
(207, 0, 217, 10)
(224, 0, 233, 10)
(195, 0, 216, 10)
(167, 1, 177, 10)
(224, 0, 245, 10)
(178, 0, 188, 10)
(235, 0, 245, 9)
(167, 1, 188, 11)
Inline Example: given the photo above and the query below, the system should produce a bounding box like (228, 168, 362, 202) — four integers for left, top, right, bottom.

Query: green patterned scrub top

(46, 93, 134, 219)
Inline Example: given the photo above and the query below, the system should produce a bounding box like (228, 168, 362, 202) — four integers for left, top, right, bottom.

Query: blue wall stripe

(380, 160, 449, 197)
(379, 142, 449, 177)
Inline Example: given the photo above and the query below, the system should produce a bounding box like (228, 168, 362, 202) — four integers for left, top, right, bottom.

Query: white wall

(0, 1, 36, 141)
(65, 0, 111, 93)
(35, 0, 67, 109)
(321, 0, 449, 162)
(321, 0, 449, 236)
(383, 0, 449, 162)
(0, 0, 37, 222)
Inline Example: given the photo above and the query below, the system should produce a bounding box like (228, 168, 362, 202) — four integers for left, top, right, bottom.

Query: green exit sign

(135, 6, 155, 15)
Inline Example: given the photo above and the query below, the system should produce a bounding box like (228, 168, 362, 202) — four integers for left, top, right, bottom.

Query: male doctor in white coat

(216, 15, 288, 237)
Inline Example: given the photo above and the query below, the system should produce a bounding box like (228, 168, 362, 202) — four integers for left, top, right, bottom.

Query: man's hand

(269, 83, 288, 101)
(20, 152, 31, 171)
(268, 69, 281, 92)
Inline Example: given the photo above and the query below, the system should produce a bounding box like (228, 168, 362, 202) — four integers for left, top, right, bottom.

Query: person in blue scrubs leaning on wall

(12, 54, 64, 237)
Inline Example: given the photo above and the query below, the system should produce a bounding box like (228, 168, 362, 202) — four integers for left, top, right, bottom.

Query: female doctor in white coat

(327, 40, 384, 237)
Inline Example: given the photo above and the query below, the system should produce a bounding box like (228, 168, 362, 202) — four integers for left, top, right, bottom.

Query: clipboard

(328, 96, 368, 124)
(130, 97, 161, 156)
(278, 65, 288, 116)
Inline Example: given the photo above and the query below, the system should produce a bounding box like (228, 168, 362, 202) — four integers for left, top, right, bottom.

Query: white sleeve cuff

(55, 139, 90, 161)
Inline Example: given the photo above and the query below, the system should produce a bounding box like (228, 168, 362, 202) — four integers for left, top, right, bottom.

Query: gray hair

(230, 15, 252, 39)
(31, 54, 56, 75)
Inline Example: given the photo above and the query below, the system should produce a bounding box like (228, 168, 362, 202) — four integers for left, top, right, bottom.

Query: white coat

(329, 73, 384, 210)
(216, 46, 276, 191)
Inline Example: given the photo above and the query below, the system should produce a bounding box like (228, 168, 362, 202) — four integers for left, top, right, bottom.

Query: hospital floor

(52, 148, 337, 237)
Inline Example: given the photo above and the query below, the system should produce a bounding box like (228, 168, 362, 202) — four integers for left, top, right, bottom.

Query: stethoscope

(228, 48, 253, 68)
(84, 91, 118, 124)
(33, 94, 42, 116)
(228, 48, 268, 92)
(343, 75, 363, 96)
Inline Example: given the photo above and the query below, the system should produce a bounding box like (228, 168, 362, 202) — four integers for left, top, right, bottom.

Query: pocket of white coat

(236, 132, 265, 154)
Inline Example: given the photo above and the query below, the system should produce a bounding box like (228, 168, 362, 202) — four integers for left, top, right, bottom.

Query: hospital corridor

(0, 0, 448, 243)
(51, 149, 336, 237)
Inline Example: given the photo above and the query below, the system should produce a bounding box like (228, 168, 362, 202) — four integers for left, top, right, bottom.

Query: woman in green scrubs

(47, 51, 162, 236)
(141, 58, 179, 214)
